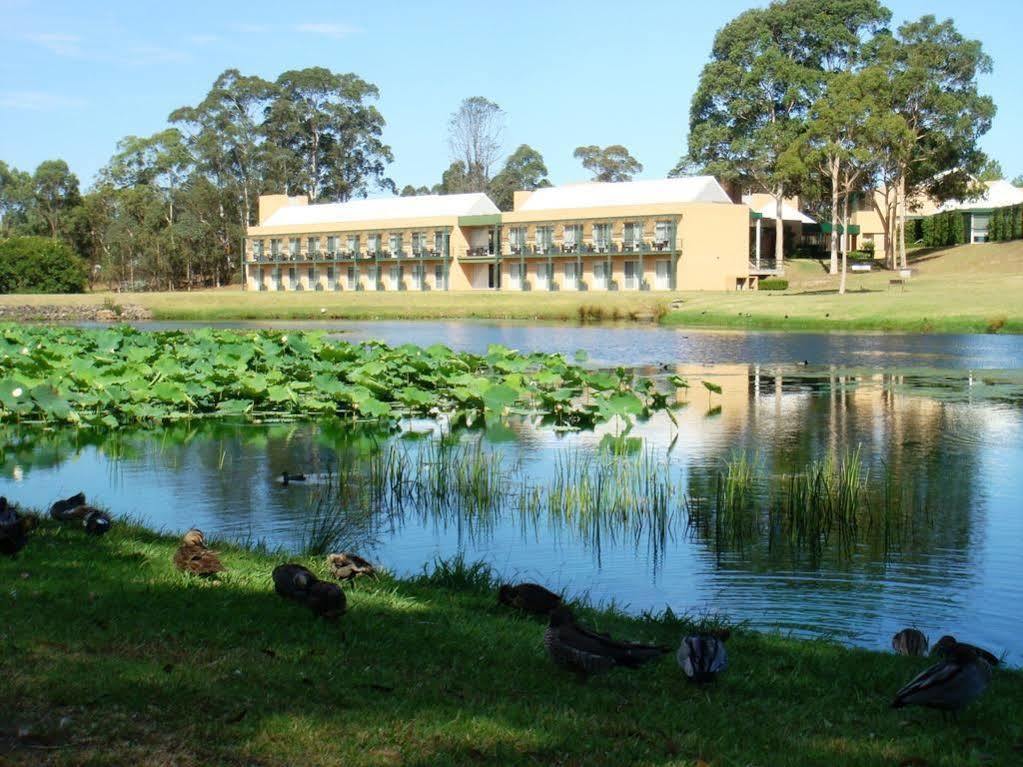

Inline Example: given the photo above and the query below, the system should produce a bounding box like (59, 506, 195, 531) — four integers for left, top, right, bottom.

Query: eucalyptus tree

(867, 16, 994, 267)
(687, 0, 890, 267)
(0, 161, 32, 236)
(32, 160, 82, 241)
(572, 145, 642, 182)
(489, 144, 551, 210)
(263, 68, 394, 201)
(447, 97, 505, 193)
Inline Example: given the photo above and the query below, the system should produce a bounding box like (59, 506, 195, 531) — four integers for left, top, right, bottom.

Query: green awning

(458, 214, 502, 226)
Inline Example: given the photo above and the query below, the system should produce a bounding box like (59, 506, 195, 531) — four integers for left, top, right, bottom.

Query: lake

(4, 322, 1022, 663)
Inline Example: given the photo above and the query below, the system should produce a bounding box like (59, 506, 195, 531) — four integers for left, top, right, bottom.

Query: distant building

(244, 177, 757, 292)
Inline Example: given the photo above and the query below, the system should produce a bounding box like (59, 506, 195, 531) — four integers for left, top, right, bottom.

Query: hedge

(759, 278, 789, 291)
(0, 236, 88, 294)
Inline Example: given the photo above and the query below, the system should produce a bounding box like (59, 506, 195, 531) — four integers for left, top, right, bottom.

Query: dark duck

(0, 497, 35, 557)
(892, 642, 992, 714)
(273, 563, 346, 620)
(498, 582, 562, 615)
(544, 606, 668, 679)
(48, 492, 111, 535)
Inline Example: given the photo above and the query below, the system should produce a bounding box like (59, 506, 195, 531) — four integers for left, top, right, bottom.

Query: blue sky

(2, 0, 1021, 192)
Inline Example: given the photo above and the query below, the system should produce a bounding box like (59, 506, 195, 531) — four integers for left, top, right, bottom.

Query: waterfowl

(892, 628, 929, 657)
(49, 491, 86, 520)
(281, 472, 307, 486)
(498, 582, 562, 615)
(272, 563, 316, 603)
(676, 634, 729, 684)
(931, 635, 1000, 667)
(306, 580, 346, 620)
(892, 643, 992, 713)
(544, 606, 668, 679)
(0, 497, 34, 557)
(327, 552, 376, 581)
(173, 528, 225, 576)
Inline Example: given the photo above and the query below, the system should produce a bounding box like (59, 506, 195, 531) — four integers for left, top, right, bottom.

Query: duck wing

(556, 622, 666, 668)
(49, 492, 86, 520)
(544, 625, 617, 675)
(677, 636, 728, 681)
(958, 642, 1000, 667)
(272, 564, 315, 601)
(892, 658, 990, 710)
(174, 544, 225, 575)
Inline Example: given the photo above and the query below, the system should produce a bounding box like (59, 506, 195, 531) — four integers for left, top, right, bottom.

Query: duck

(327, 552, 376, 581)
(543, 606, 669, 679)
(173, 528, 225, 576)
(49, 491, 86, 520)
(306, 580, 347, 620)
(498, 582, 562, 615)
(280, 472, 307, 487)
(677, 632, 730, 684)
(0, 497, 35, 557)
(892, 628, 929, 657)
(272, 563, 346, 620)
(931, 634, 1000, 667)
(892, 642, 992, 714)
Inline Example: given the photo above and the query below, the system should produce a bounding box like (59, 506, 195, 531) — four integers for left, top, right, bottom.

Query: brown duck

(173, 528, 225, 576)
(892, 628, 929, 657)
(327, 552, 376, 581)
(544, 606, 669, 679)
(0, 497, 35, 557)
(273, 563, 346, 620)
(498, 582, 562, 614)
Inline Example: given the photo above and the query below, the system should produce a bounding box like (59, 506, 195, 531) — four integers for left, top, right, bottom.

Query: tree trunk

(898, 175, 908, 269)
(829, 157, 839, 275)
(774, 185, 785, 270)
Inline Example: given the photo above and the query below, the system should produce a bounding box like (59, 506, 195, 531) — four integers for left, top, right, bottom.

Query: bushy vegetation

(759, 278, 789, 291)
(987, 204, 1023, 242)
(0, 237, 87, 294)
(0, 325, 674, 429)
(912, 211, 967, 248)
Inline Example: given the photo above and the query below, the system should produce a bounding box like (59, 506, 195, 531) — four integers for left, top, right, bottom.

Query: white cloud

(0, 90, 86, 111)
(25, 32, 82, 57)
(128, 44, 189, 64)
(294, 22, 360, 40)
(188, 34, 220, 45)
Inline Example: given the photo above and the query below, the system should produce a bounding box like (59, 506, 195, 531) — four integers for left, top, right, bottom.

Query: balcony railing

(502, 239, 675, 257)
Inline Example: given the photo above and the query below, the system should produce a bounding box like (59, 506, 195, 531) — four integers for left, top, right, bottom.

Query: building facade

(244, 177, 755, 292)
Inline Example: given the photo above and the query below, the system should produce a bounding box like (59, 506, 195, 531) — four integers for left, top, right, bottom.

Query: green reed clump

(411, 553, 499, 594)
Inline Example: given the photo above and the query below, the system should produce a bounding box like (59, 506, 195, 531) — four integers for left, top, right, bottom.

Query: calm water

(5, 322, 1023, 663)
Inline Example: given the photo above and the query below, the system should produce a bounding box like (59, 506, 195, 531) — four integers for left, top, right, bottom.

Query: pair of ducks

(498, 583, 728, 683)
(49, 492, 111, 536)
(272, 554, 375, 619)
(891, 627, 1000, 714)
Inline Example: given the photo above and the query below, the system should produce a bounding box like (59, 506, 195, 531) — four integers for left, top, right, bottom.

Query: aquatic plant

(0, 324, 674, 429)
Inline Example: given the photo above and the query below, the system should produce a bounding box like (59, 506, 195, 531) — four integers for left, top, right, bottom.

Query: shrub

(0, 236, 88, 294)
(759, 278, 789, 291)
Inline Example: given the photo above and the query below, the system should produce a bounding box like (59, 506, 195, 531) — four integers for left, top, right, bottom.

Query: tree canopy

(488, 145, 551, 210)
(572, 145, 643, 182)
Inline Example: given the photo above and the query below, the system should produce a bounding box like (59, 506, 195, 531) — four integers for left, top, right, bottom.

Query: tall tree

(32, 160, 81, 241)
(0, 161, 32, 236)
(977, 159, 1003, 182)
(489, 144, 551, 210)
(687, 0, 890, 268)
(573, 145, 642, 182)
(264, 68, 394, 201)
(447, 97, 504, 193)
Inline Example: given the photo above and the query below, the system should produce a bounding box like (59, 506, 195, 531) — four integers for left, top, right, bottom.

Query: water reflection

(2, 365, 1020, 663)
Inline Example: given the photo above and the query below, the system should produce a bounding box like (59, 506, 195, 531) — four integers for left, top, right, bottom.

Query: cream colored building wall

(677, 202, 749, 290)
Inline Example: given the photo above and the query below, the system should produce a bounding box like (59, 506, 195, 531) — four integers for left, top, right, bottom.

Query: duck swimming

(280, 472, 307, 487)
(892, 642, 992, 714)
(498, 583, 562, 615)
(544, 606, 668, 679)
(327, 553, 376, 581)
(173, 528, 225, 576)
(892, 628, 929, 657)
(0, 497, 34, 557)
(677, 633, 730, 683)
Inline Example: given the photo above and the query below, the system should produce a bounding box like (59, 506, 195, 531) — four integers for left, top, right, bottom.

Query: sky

(2, 0, 1021, 194)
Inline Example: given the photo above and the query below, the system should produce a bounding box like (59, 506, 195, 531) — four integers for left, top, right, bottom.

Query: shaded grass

(2, 519, 1022, 766)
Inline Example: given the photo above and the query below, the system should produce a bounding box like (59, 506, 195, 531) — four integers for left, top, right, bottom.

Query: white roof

(261, 193, 499, 227)
(937, 180, 1023, 212)
(743, 196, 816, 224)
(515, 176, 733, 212)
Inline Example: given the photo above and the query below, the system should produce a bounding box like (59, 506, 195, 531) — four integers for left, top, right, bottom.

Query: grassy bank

(1, 241, 1021, 332)
(3, 519, 1021, 766)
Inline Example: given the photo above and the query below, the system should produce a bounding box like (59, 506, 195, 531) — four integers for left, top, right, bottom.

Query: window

(654, 221, 671, 248)
(593, 262, 607, 289)
(270, 238, 281, 257)
(971, 213, 990, 243)
(252, 240, 264, 260)
(288, 267, 297, 288)
(563, 224, 581, 250)
(535, 262, 550, 288)
(307, 237, 320, 255)
(367, 234, 380, 254)
(411, 264, 423, 289)
(389, 233, 403, 256)
(346, 234, 360, 254)
(593, 223, 611, 251)
(624, 261, 639, 290)
(272, 266, 281, 289)
(327, 235, 339, 254)
(434, 264, 444, 288)
(411, 232, 426, 254)
(327, 266, 336, 289)
(624, 222, 642, 249)
(253, 267, 263, 290)
(367, 266, 377, 288)
(564, 262, 577, 288)
(536, 226, 553, 253)
(308, 266, 315, 283)
(289, 238, 300, 257)
(347, 266, 357, 286)
(508, 227, 526, 252)
(434, 231, 446, 254)
(389, 265, 400, 288)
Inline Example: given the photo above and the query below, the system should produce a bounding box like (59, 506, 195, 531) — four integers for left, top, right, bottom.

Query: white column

(755, 218, 762, 269)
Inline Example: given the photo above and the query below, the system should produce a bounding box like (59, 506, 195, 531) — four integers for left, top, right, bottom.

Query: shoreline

(2, 517, 1021, 766)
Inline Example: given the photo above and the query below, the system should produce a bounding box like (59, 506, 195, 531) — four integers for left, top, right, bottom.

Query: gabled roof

(937, 180, 1023, 212)
(261, 193, 499, 227)
(515, 177, 734, 212)
(743, 196, 816, 224)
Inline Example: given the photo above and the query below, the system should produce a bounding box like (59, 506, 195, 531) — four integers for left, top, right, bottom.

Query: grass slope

(2, 519, 1021, 766)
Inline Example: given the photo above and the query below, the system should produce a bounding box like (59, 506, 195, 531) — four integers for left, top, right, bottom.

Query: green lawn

(1, 241, 1022, 331)
(2, 518, 1021, 766)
